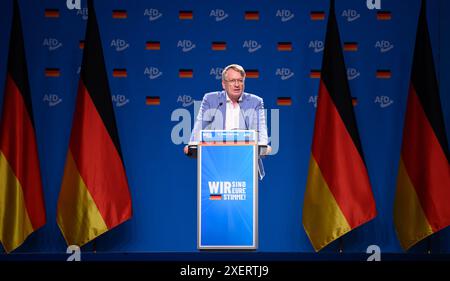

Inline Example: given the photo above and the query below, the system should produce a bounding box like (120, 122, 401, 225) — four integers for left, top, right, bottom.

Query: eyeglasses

(224, 79, 244, 84)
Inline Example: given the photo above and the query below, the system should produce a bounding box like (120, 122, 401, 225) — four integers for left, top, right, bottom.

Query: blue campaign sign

(198, 142, 257, 249)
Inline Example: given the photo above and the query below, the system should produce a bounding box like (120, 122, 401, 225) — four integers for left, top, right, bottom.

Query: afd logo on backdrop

(43, 94, 62, 107)
(111, 39, 129, 52)
(375, 95, 394, 108)
(342, 9, 360, 22)
(178, 40, 196, 52)
(144, 9, 162, 21)
(76, 7, 88, 20)
(210, 9, 228, 21)
(210, 67, 223, 80)
(112, 94, 129, 107)
(243, 40, 262, 53)
(309, 40, 324, 53)
(144, 67, 163, 79)
(375, 40, 394, 53)
(66, 0, 80, 10)
(308, 95, 318, 108)
(177, 95, 194, 107)
(43, 38, 63, 51)
(276, 10, 294, 22)
(347, 68, 361, 80)
(276, 68, 294, 80)
(367, 0, 381, 10)
(208, 181, 247, 201)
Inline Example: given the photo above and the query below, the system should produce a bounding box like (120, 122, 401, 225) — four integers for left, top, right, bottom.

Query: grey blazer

(190, 91, 268, 179)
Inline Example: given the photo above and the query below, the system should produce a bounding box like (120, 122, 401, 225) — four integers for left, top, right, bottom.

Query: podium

(196, 130, 258, 250)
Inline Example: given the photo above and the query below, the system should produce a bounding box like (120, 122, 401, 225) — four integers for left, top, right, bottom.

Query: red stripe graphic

(312, 81, 375, 227)
(112, 10, 127, 19)
(310, 11, 325, 20)
(0, 75, 46, 228)
(377, 11, 392, 20)
(145, 41, 160, 50)
(45, 9, 59, 18)
(246, 70, 259, 78)
(245, 11, 259, 20)
(69, 80, 132, 228)
(179, 11, 193, 20)
(401, 85, 450, 231)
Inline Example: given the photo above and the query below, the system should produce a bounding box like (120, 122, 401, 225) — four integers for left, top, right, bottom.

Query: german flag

(377, 11, 392, 21)
(246, 69, 259, 79)
(44, 8, 59, 18)
(376, 69, 391, 79)
(113, 68, 127, 78)
(0, 0, 46, 253)
(310, 11, 325, 21)
(245, 11, 259, 20)
(302, 0, 376, 252)
(344, 42, 358, 52)
(79, 40, 85, 49)
(145, 41, 160, 50)
(277, 42, 292, 51)
(310, 69, 321, 79)
(179, 69, 193, 78)
(112, 9, 127, 19)
(179, 10, 193, 20)
(394, 0, 450, 250)
(212, 41, 227, 51)
(56, 0, 132, 247)
(45, 68, 60, 77)
(146, 96, 160, 105)
(277, 97, 292, 106)
(209, 195, 222, 200)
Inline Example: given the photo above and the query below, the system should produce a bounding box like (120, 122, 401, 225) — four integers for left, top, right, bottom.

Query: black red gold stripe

(277, 97, 292, 106)
(377, 11, 392, 20)
(45, 9, 59, 18)
(212, 41, 227, 51)
(245, 11, 259, 20)
(310, 11, 325, 20)
(179, 10, 193, 20)
(145, 41, 160, 50)
(310, 70, 321, 79)
(376, 69, 391, 79)
(344, 42, 358, 51)
(277, 42, 292, 51)
(146, 96, 160, 105)
(112, 10, 127, 19)
(113, 68, 127, 78)
(45, 68, 60, 77)
(246, 69, 259, 78)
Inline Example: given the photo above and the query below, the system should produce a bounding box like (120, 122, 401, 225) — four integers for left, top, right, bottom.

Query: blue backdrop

(0, 0, 449, 254)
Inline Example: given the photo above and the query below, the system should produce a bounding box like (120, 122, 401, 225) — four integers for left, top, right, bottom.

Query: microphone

(209, 102, 223, 124)
(238, 100, 249, 130)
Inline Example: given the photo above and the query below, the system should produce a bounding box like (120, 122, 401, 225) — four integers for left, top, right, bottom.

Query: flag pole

(338, 237, 344, 253)
(426, 236, 432, 254)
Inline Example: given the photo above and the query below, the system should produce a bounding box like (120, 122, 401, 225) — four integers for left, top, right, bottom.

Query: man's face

(222, 68, 245, 101)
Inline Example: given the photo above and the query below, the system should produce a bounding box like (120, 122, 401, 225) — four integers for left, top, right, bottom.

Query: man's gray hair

(222, 64, 246, 81)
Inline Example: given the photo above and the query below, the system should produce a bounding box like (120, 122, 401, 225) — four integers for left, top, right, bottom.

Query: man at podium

(184, 64, 270, 178)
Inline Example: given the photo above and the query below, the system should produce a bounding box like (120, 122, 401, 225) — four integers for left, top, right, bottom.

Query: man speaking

(184, 64, 270, 178)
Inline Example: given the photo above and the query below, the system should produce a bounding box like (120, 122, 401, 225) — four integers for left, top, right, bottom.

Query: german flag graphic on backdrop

(394, 0, 450, 250)
(57, 0, 132, 247)
(302, 0, 376, 252)
(0, 0, 46, 253)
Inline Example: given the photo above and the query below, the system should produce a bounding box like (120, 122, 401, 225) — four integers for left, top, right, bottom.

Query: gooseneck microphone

(238, 100, 249, 130)
(209, 101, 223, 125)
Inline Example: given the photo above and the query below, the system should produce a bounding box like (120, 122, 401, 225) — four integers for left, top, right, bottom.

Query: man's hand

(260, 145, 272, 156)
(183, 145, 189, 155)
